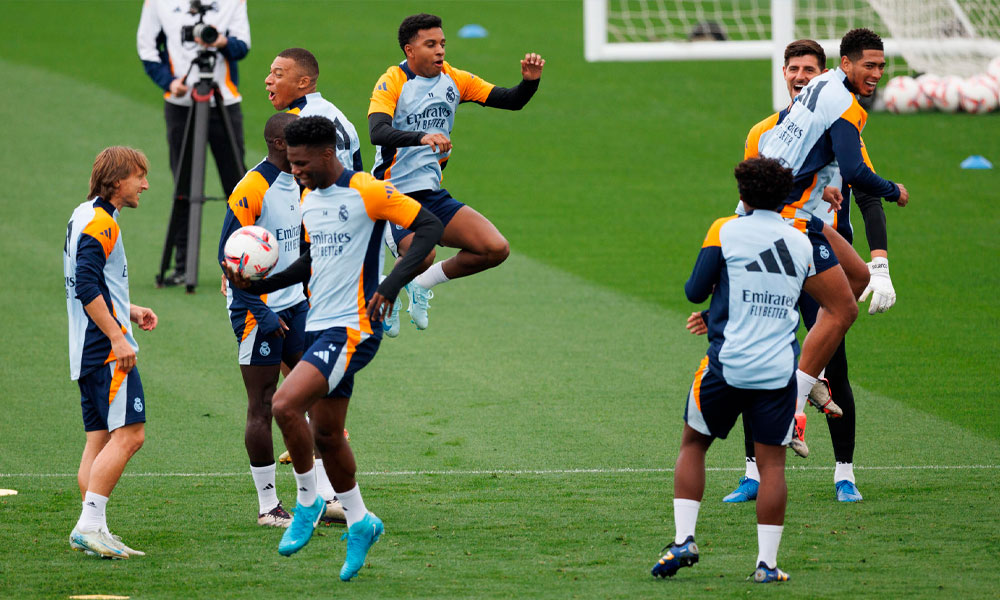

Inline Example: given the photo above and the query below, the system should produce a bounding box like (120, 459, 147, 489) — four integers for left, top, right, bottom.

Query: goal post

(584, 0, 1000, 111)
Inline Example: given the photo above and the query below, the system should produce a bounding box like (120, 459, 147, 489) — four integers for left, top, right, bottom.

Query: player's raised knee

(484, 236, 510, 268)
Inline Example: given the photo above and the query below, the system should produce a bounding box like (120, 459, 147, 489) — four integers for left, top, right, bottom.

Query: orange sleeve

(744, 113, 779, 160)
(301, 188, 312, 243)
(444, 62, 495, 104)
(839, 98, 868, 134)
(702, 216, 738, 248)
(368, 66, 407, 117)
(227, 171, 267, 227)
(859, 136, 875, 172)
(350, 172, 421, 228)
(80, 213, 119, 258)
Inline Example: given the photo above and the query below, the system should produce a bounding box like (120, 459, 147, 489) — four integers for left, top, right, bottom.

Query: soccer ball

(883, 76, 922, 113)
(960, 77, 998, 114)
(914, 74, 939, 110)
(224, 225, 279, 280)
(932, 76, 963, 112)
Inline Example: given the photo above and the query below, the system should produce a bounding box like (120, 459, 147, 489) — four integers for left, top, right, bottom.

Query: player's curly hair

(398, 13, 442, 52)
(284, 116, 337, 149)
(840, 28, 883, 61)
(784, 39, 825, 69)
(734, 157, 793, 211)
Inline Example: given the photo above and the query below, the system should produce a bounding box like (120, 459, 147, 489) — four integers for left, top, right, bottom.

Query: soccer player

(751, 28, 908, 457)
(652, 157, 829, 583)
(226, 116, 442, 580)
(722, 37, 905, 503)
(64, 146, 157, 559)
(265, 47, 363, 172)
(368, 13, 543, 333)
(263, 47, 358, 512)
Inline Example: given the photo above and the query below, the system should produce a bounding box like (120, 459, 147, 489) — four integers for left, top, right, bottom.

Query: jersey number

(796, 80, 828, 113)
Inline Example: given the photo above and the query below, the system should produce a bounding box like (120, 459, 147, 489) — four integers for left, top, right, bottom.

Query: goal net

(585, 0, 1000, 109)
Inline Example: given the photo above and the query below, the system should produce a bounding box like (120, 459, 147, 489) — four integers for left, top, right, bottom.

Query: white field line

(1, 465, 997, 478)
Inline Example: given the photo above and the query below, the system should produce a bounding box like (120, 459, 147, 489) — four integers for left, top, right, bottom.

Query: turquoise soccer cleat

(383, 295, 403, 337)
(339, 512, 384, 581)
(651, 535, 699, 578)
(835, 480, 863, 502)
(751, 561, 790, 583)
(278, 496, 325, 556)
(406, 282, 433, 330)
(723, 476, 759, 503)
(70, 528, 129, 559)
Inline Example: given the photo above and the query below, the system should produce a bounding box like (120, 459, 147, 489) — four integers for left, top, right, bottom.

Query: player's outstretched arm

(481, 54, 544, 111)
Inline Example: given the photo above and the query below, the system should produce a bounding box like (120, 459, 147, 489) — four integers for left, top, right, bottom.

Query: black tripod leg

(158, 104, 198, 286)
(183, 90, 212, 293)
(214, 84, 246, 177)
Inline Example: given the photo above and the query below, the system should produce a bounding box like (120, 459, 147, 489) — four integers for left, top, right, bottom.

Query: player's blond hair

(89, 146, 149, 201)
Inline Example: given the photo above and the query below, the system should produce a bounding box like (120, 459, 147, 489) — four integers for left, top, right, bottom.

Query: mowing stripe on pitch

(2, 464, 998, 478)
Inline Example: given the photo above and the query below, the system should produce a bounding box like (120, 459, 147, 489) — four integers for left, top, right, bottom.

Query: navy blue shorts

(230, 300, 309, 366)
(804, 216, 840, 275)
(387, 188, 465, 248)
(683, 358, 795, 446)
(301, 327, 381, 398)
(78, 362, 146, 432)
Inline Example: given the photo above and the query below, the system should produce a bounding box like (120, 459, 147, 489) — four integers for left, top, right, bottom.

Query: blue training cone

(960, 155, 993, 169)
(458, 24, 488, 39)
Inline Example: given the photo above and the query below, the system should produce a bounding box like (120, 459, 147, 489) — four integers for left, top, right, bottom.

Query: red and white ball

(884, 76, 922, 113)
(914, 74, 939, 110)
(933, 75, 963, 112)
(959, 77, 998, 114)
(224, 225, 279, 280)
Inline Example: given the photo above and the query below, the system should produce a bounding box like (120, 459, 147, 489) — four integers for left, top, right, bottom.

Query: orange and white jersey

(368, 60, 495, 193)
(301, 171, 421, 333)
(64, 198, 136, 380)
(137, 0, 250, 107)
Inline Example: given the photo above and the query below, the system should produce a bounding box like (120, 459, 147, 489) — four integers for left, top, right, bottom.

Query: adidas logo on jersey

(377, 82, 388, 91)
(100, 227, 112, 239)
(746, 239, 796, 276)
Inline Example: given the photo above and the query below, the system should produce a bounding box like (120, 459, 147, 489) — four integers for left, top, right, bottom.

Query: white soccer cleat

(70, 527, 129, 559)
(258, 501, 293, 528)
(322, 498, 347, 525)
(107, 531, 145, 556)
(807, 378, 842, 417)
(406, 282, 434, 330)
(788, 414, 809, 458)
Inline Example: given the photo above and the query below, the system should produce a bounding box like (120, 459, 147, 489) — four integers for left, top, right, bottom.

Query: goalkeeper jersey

(367, 61, 495, 193)
(286, 92, 364, 172)
(685, 210, 816, 389)
(219, 159, 306, 338)
(64, 198, 136, 380)
(301, 171, 421, 334)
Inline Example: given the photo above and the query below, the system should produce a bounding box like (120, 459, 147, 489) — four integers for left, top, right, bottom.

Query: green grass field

(1, 1, 998, 598)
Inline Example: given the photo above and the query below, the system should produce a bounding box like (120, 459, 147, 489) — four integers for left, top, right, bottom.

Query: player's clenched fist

(521, 53, 545, 80)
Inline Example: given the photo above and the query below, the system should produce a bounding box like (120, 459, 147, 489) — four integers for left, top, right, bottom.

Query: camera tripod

(156, 50, 245, 293)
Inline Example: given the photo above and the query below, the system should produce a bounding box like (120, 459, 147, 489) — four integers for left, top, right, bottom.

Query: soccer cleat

(723, 476, 759, 503)
(807, 378, 843, 417)
(383, 294, 403, 338)
(788, 413, 809, 458)
(651, 535, 699, 578)
(258, 501, 293, 528)
(406, 282, 433, 330)
(278, 451, 292, 465)
(107, 531, 145, 556)
(321, 499, 347, 525)
(278, 496, 325, 556)
(835, 480, 863, 502)
(70, 528, 129, 559)
(339, 512, 384, 581)
(751, 561, 790, 583)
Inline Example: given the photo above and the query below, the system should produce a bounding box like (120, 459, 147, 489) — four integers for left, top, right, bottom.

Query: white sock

(314, 458, 337, 502)
(250, 463, 279, 514)
(835, 462, 856, 484)
(795, 369, 817, 414)
(673, 498, 700, 545)
(293, 467, 317, 507)
(413, 261, 449, 290)
(745, 457, 760, 481)
(756, 524, 784, 569)
(76, 492, 108, 533)
(336, 483, 369, 527)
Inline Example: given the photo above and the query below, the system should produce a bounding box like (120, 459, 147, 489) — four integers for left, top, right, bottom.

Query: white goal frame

(584, 0, 1000, 110)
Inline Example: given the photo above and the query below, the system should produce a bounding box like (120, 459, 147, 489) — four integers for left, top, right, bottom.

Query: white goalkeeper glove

(859, 257, 895, 314)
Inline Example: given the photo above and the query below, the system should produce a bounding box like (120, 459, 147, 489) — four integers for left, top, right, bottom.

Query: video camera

(180, 0, 219, 45)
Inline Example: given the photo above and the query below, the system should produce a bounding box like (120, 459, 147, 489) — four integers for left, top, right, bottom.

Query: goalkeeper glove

(858, 257, 895, 314)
